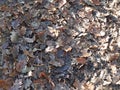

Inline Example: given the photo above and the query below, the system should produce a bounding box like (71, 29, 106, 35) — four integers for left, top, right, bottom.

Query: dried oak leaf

(76, 57, 87, 64)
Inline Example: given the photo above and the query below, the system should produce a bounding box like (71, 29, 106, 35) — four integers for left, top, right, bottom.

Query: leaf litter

(0, 0, 120, 90)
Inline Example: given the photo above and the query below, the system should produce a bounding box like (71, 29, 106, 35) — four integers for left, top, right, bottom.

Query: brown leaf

(24, 50, 34, 58)
(0, 5, 10, 11)
(19, 26, 26, 35)
(109, 53, 119, 62)
(73, 79, 81, 89)
(77, 57, 86, 64)
(15, 61, 26, 72)
(0, 78, 13, 90)
(37, 31, 45, 36)
(33, 79, 46, 85)
(9, 69, 18, 77)
(39, 72, 55, 87)
(83, 82, 95, 90)
(91, 0, 100, 5)
(39, 72, 48, 79)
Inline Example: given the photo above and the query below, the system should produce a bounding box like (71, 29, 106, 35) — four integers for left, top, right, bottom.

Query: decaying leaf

(9, 69, 18, 77)
(109, 53, 119, 62)
(24, 50, 34, 58)
(0, 79, 9, 89)
(19, 26, 26, 35)
(39, 72, 55, 87)
(39, 72, 48, 79)
(91, 0, 100, 5)
(76, 57, 87, 64)
(0, 5, 10, 11)
(15, 61, 26, 72)
(0, 78, 13, 90)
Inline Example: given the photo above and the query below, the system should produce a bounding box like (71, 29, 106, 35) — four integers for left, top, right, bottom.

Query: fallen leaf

(83, 82, 94, 90)
(37, 31, 45, 36)
(76, 57, 87, 64)
(0, 78, 13, 90)
(9, 69, 18, 77)
(64, 45, 72, 52)
(0, 5, 10, 11)
(39, 72, 55, 87)
(39, 72, 48, 79)
(73, 79, 81, 89)
(24, 50, 34, 58)
(0, 80, 8, 89)
(58, 0, 67, 8)
(109, 53, 119, 62)
(91, 0, 100, 5)
(33, 79, 46, 86)
(19, 26, 26, 35)
(15, 61, 26, 72)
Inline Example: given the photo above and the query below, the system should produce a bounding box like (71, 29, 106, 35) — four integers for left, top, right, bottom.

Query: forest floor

(0, 0, 120, 90)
